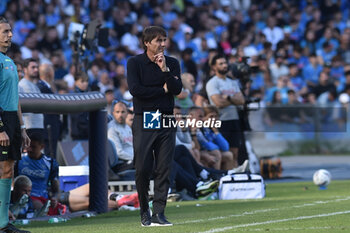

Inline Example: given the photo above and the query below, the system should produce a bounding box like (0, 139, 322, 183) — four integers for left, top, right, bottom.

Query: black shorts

(0, 111, 21, 161)
(219, 119, 243, 148)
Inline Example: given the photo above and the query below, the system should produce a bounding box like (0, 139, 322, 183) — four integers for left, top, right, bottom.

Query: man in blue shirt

(0, 16, 30, 233)
(15, 131, 65, 216)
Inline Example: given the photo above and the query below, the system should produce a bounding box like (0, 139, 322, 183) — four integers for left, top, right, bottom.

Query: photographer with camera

(206, 54, 245, 168)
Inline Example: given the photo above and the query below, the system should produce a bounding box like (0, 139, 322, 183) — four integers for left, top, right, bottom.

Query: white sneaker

(228, 160, 249, 174)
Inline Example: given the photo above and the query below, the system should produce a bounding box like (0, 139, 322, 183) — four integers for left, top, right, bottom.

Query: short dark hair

(23, 58, 39, 68)
(74, 71, 89, 81)
(27, 131, 45, 145)
(211, 54, 227, 67)
(0, 17, 8, 24)
(188, 106, 203, 114)
(288, 63, 297, 68)
(141, 26, 167, 50)
(287, 89, 296, 95)
(104, 89, 114, 94)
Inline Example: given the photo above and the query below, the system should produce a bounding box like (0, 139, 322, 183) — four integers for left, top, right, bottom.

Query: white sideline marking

(178, 208, 278, 224)
(198, 210, 350, 233)
(227, 226, 344, 232)
(177, 196, 350, 225)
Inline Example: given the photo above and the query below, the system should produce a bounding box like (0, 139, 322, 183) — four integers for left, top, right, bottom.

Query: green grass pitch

(20, 180, 350, 233)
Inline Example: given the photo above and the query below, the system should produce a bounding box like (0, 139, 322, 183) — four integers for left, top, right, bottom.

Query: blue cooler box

(59, 165, 89, 192)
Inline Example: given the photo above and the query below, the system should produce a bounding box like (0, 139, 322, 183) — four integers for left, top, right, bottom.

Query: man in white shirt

(262, 16, 284, 50)
(18, 58, 44, 134)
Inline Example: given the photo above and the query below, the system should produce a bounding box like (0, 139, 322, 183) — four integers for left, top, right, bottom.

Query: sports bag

(218, 173, 265, 200)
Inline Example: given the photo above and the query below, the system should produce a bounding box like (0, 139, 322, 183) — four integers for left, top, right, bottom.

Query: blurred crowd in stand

(2, 0, 349, 109)
(4, 0, 350, 219)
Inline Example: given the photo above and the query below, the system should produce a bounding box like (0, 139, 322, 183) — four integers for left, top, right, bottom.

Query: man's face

(205, 111, 218, 121)
(289, 66, 298, 76)
(27, 140, 44, 159)
(113, 102, 127, 124)
(183, 74, 195, 92)
(39, 64, 54, 82)
(125, 112, 134, 127)
(13, 184, 31, 201)
(288, 93, 296, 103)
(18, 185, 31, 196)
(0, 23, 12, 52)
(173, 108, 183, 122)
(190, 109, 204, 121)
(145, 35, 167, 56)
(214, 58, 228, 75)
(105, 92, 114, 104)
(75, 78, 89, 91)
(24, 61, 39, 80)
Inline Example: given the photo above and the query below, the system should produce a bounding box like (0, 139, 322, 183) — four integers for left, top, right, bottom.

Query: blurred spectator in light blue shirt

(316, 41, 337, 64)
(300, 30, 317, 55)
(315, 27, 339, 51)
(160, 0, 178, 29)
(265, 76, 291, 105)
(45, 3, 61, 27)
(302, 53, 323, 88)
(338, 32, 350, 65)
(287, 46, 309, 70)
(12, 9, 36, 45)
(329, 56, 345, 92)
(0, 0, 9, 15)
(250, 71, 265, 92)
(288, 63, 307, 97)
(332, 11, 347, 34)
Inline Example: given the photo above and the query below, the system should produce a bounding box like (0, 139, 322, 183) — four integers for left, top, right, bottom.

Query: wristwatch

(163, 67, 170, 72)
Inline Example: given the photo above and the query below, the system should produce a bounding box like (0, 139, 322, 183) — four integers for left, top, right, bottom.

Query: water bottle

(48, 217, 67, 223)
(13, 219, 30, 225)
(118, 205, 137, 211)
(82, 213, 96, 218)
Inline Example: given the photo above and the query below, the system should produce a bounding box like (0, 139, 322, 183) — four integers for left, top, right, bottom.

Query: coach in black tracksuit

(127, 26, 182, 226)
